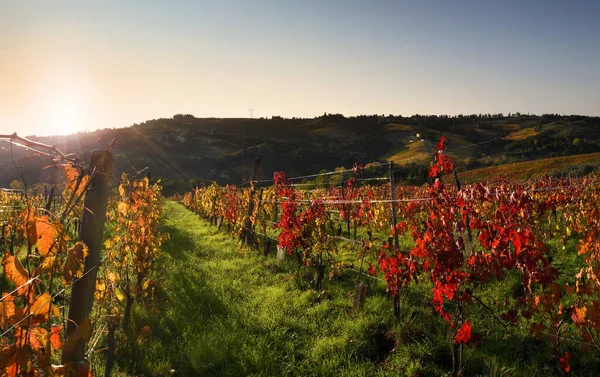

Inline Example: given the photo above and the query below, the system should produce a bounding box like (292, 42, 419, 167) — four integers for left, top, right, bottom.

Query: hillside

(1, 113, 599, 194)
(458, 152, 600, 182)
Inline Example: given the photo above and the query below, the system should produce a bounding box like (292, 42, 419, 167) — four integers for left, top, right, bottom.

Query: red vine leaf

(571, 306, 586, 325)
(50, 325, 63, 350)
(454, 321, 472, 344)
(559, 351, 571, 373)
(367, 263, 376, 276)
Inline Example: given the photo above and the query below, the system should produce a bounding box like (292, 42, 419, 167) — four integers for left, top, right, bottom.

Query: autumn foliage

(1, 168, 166, 376)
(1, 179, 88, 375)
(181, 136, 600, 373)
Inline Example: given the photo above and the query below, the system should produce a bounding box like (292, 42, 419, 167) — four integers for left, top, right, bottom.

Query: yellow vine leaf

(30, 293, 60, 319)
(62, 165, 90, 197)
(118, 174, 129, 197)
(2, 252, 30, 296)
(36, 255, 60, 275)
(63, 165, 79, 191)
(118, 202, 129, 216)
(62, 319, 91, 355)
(0, 294, 16, 331)
(94, 280, 106, 301)
(62, 242, 89, 286)
(106, 271, 120, 283)
(114, 288, 125, 303)
(26, 216, 66, 257)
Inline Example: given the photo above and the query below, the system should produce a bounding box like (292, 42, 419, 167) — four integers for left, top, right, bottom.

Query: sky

(1, 0, 599, 136)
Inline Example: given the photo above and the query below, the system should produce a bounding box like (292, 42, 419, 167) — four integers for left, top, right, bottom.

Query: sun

(47, 92, 85, 136)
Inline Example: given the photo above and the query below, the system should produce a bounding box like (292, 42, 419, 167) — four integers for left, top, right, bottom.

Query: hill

(1, 113, 599, 194)
(458, 152, 600, 182)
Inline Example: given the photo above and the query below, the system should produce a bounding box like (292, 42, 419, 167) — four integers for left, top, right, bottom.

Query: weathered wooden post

(61, 150, 114, 371)
(243, 158, 261, 247)
(353, 282, 368, 311)
(253, 188, 264, 234)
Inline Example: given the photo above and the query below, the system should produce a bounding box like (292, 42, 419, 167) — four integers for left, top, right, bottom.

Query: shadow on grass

(160, 222, 204, 261)
(114, 218, 230, 376)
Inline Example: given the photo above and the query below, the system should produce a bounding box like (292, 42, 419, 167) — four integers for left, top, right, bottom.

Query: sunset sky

(1, 0, 599, 136)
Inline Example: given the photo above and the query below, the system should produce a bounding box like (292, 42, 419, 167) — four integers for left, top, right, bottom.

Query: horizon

(1, 0, 599, 137)
(22, 111, 598, 140)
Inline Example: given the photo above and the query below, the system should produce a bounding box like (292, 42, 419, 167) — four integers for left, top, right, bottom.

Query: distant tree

(329, 167, 347, 188)
(9, 180, 23, 190)
(314, 169, 330, 188)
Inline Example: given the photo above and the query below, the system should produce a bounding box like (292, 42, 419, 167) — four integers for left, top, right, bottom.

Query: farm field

(2, 135, 600, 377)
(3, 1, 599, 375)
(107, 201, 585, 377)
(459, 152, 600, 182)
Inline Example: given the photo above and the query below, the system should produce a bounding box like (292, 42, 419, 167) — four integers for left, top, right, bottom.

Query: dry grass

(459, 152, 600, 182)
(380, 140, 431, 164)
(505, 127, 538, 141)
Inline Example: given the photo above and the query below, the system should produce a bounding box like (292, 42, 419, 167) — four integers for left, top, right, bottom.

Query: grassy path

(110, 201, 579, 377)
(114, 201, 417, 377)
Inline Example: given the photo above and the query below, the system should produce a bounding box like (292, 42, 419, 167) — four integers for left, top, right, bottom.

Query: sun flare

(47, 92, 84, 136)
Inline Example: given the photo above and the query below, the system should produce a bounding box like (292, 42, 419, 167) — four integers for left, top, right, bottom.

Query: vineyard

(2, 133, 600, 376)
(0, 135, 166, 376)
(179, 137, 600, 376)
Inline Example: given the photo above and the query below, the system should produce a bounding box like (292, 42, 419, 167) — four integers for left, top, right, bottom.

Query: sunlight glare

(46, 91, 85, 136)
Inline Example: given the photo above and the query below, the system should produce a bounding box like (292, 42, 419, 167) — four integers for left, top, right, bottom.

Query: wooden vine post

(253, 188, 264, 234)
(388, 161, 399, 249)
(452, 168, 473, 248)
(45, 187, 55, 213)
(61, 150, 114, 369)
(244, 157, 261, 247)
(341, 181, 351, 238)
(388, 161, 401, 318)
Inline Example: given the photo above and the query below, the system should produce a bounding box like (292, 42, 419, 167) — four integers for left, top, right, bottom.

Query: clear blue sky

(1, 0, 598, 136)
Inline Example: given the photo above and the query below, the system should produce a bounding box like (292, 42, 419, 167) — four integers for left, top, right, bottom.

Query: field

(459, 152, 600, 182)
(3, 1, 599, 375)
(169, 139, 600, 377)
(2, 130, 600, 377)
(108, 201, 587, 377)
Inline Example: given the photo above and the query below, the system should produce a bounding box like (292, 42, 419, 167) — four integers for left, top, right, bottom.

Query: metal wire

(0, 256, 106, 338)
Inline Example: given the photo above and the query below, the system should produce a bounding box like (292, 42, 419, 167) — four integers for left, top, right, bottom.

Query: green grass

(98, 201, 598, 377)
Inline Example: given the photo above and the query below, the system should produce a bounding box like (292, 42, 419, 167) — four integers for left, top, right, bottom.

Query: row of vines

(181, 137, 600, 374)
(1, 148, 167, 377)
